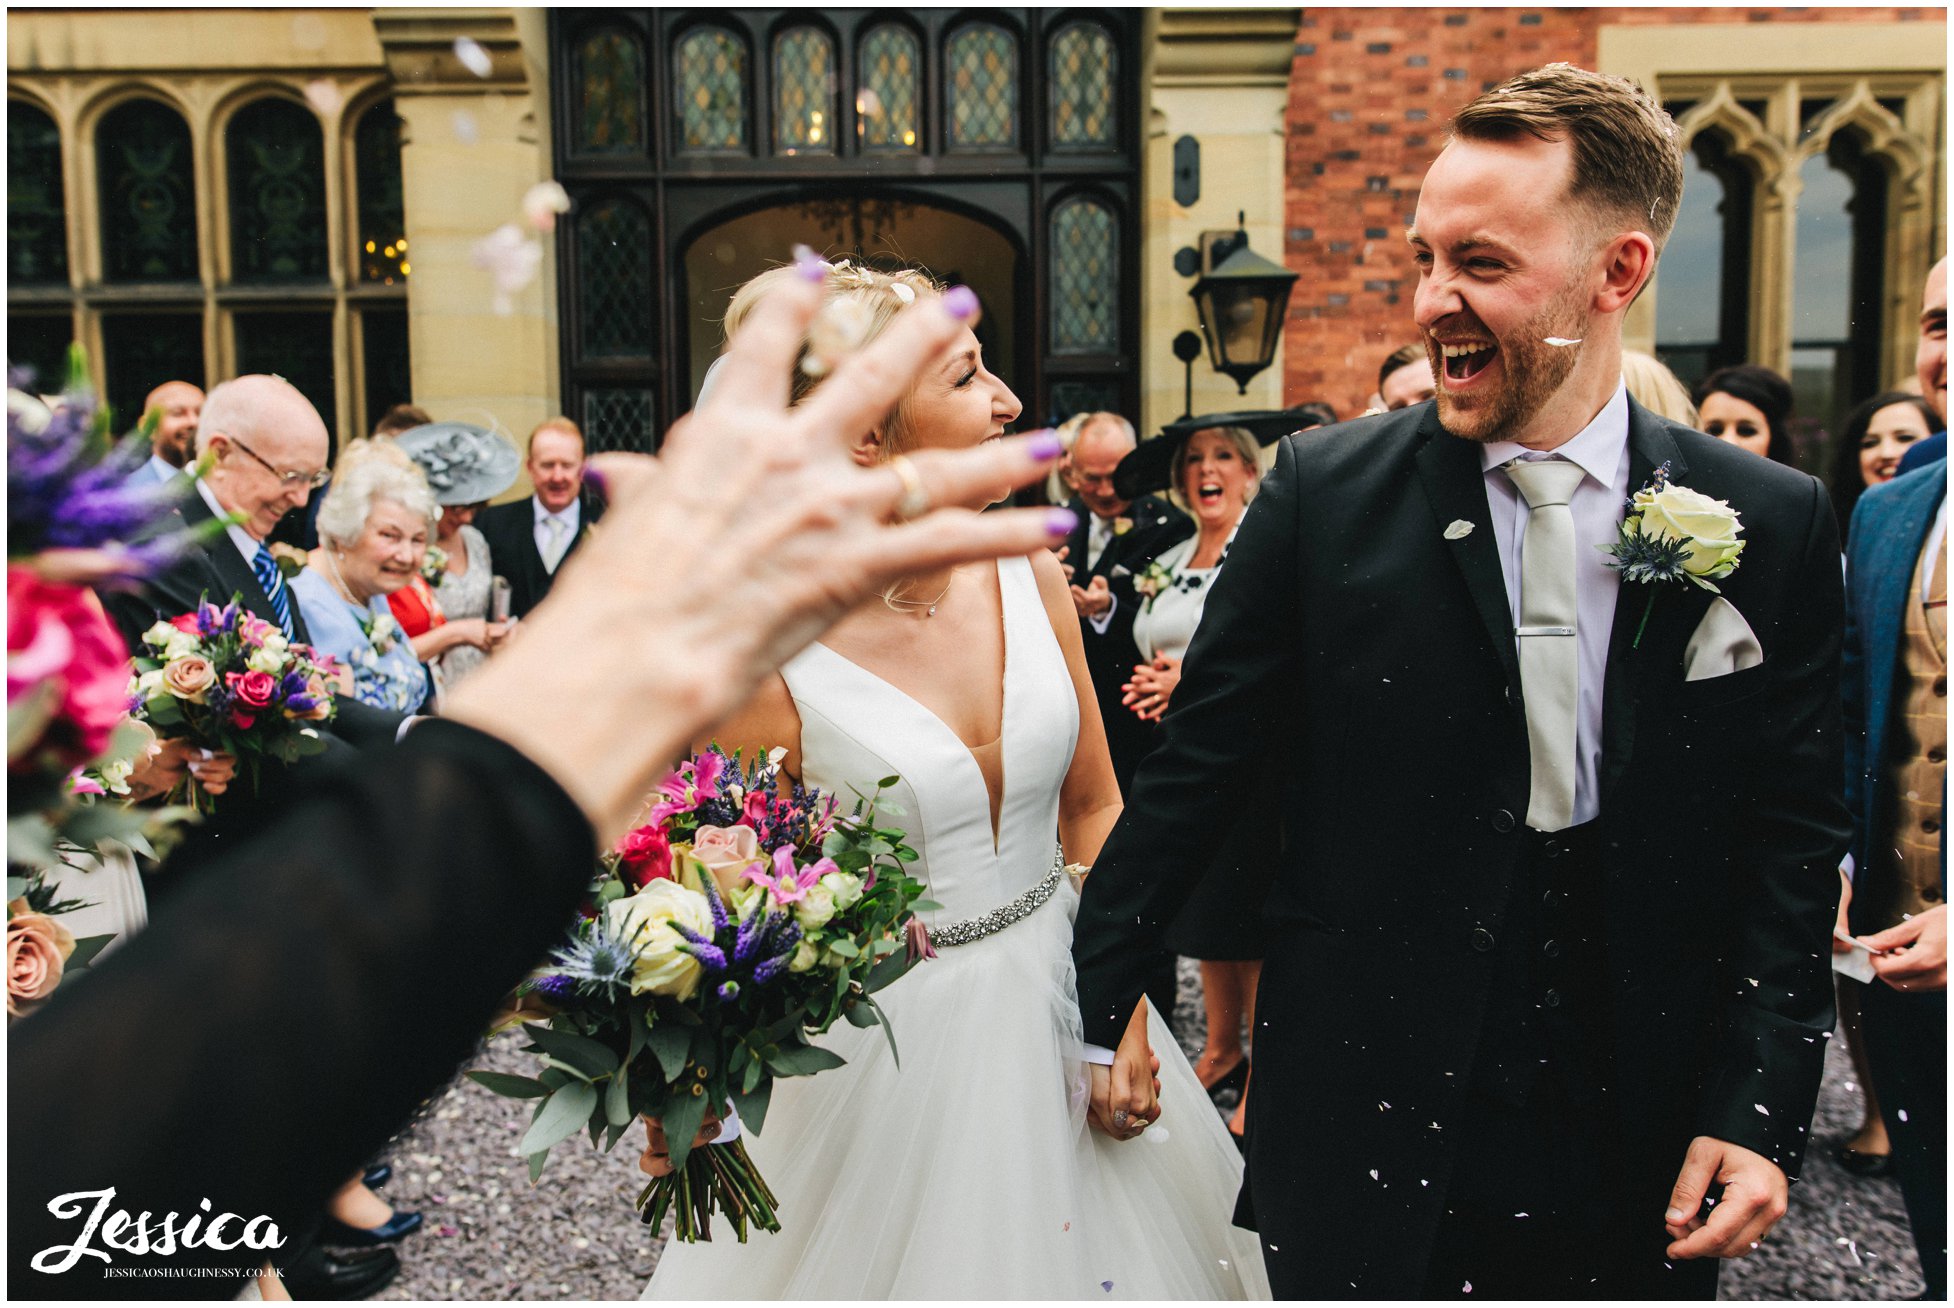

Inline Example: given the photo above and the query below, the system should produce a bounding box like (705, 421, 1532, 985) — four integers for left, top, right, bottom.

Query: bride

(640, 260, 1268, 1300)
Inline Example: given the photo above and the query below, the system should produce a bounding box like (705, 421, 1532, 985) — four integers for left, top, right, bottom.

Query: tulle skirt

(643, 880, 1269, 1299)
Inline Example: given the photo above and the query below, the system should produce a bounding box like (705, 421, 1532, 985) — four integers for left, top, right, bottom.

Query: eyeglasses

(221, 434, 330, 490)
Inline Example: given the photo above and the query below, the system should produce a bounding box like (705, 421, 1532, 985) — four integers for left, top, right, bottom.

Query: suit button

(1491, 809, 1516, 833)
(1542, 939, 1561, 958)
(1543, 889, 1564, 908)
(1471, 928, 1496, 953)
(1542, 988, 1562, 1009)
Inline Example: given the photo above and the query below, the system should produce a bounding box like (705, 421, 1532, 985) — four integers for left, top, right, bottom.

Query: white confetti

(1463, 1282, 1473, 1294)
(1444, 519, 1476, 540)
(1543, 336, 1583, 347)
(303, 78, 343, 116)
(521, 181, 572, 232)
(1898, 1109, 1909, 1122)
(454, 36, 493, 78)
(890, 281, 916, 304)
(471, 223, 542, 315)
(1369, 1169, 1380, 1181)
(452, 111, 479, 145)
(1754, 1103, 1770, 1116)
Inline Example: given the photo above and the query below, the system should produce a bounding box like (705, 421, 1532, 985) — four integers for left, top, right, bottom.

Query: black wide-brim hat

(1112, 407, 1330, 502)
(394, 421, 522, 506)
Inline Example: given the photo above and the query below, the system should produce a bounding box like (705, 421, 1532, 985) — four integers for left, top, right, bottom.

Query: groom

(1075, 65, 1848, 1299)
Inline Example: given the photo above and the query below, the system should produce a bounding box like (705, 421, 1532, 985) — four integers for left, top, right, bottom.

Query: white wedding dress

(644, 556, 1268, 1300)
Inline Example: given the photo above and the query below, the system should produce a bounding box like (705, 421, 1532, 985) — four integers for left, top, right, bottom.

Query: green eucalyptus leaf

(660, 1084, 708, 1172)
(521, 1082, 599, 1155)
(765, 1041, 847, 1077)
(523, 1022, 619, 1077)
(728, 1076, 773, 1137)
(466, 1070, 550, 1099)
(862, 950, 911, 995)
(644, 1020, 691, 1083)
(527, 1150, 549, 1184)
(62, 934, 114, 971)
(605, 1063, 632, 1127)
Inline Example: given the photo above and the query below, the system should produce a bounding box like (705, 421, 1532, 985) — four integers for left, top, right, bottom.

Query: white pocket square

(1683, 597, 1763, 682)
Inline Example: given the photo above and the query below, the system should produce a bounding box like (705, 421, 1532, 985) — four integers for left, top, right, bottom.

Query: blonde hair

(722, 259, 945, 458)
(1619, 350, 1697, 427)
(1169, 426, 1262, 512)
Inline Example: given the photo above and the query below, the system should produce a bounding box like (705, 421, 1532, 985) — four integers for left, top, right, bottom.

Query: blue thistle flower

(549, 920, 636, 997)
(1607, 527, 1693, 587)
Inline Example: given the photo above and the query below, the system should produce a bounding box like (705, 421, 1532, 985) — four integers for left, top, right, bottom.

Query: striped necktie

(252, 544, 296, 640)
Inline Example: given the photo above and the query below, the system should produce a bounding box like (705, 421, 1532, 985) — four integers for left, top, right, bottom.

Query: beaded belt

(925, 853, 1065, 949)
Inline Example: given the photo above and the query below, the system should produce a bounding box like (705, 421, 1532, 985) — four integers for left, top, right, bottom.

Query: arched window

(574, 27, 645, 156)
(226, 98, 327, 283)
(674, 26, 748, 154)
(773, 26, 835, 156)
(8, 101, 67, 287)
(1655, 131, 1751, 389)
(946, 23, 1017, 151)
(354, 100, 406, 285)
(857, 24, 920, 153)
(577, 199, 652, 358)
(1791, 130, 1886, 436)
(1050, 195, 1117, 354)
(96, 99, 197, 283)
(1049, 22, 1116, 150)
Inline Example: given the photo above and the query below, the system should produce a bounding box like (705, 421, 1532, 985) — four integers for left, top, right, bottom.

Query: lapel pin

(1444, 520, 1476, 540)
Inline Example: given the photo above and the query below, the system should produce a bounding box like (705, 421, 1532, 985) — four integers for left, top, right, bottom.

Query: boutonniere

(359, 610, 400, 657)
(1132, 558, 1176, 609)
(419, 545, 449, 585)
(1600, 462, 1745, 646)
(1111, 516, 1134, 537)
(268, 542, 308, 579)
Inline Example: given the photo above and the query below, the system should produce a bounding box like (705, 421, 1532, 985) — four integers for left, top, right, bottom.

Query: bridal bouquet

(472, 746, 931, 1242)
(126, 597, 338, 810)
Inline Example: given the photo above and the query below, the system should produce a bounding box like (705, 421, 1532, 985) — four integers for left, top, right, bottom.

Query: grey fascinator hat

(394, 421, 521, 505)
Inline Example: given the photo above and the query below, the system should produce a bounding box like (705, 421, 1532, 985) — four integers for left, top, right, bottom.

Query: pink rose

(6, 569, 133, 770)
(169, 613, 201, 634)
(226, 670, 276, 710)
(7, 899, 76, 1018)
(614, 825, 672, 889)
(688, 824, 766, 900)
(161, 655, 216, 702)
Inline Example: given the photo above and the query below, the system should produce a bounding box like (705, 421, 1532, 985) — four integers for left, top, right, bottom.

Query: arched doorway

(680, 195, 1021, 407)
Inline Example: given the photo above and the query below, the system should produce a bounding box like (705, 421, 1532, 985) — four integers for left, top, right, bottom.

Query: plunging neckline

(806, 562, 1012, 854)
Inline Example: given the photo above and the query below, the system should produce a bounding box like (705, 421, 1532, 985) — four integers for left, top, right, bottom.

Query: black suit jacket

(1072, 398, 1850, 1295)
(473, 492, 604, 620)
(1062, 495, 1193, 789)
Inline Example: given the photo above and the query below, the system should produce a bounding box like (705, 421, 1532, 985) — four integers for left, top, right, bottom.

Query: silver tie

(1505, 457, 1587, 833)
(540, 515, 570, 573)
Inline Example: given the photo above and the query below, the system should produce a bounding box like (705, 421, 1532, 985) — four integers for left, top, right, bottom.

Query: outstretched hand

(1663, 1136, 1789, 1260)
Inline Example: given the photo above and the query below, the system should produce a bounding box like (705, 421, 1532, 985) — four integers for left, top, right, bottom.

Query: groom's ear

(1594, 229, 1657, 314)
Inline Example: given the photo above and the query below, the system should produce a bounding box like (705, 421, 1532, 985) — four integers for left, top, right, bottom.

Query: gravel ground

(372, 962, 1922, 1300)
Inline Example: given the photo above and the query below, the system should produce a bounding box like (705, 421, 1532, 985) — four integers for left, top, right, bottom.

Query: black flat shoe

(319, 1209, 424, 1246)
(362, 1162, 392, 1190)
(281, 1243, 399, 1300)
(1836, 1144, 1895, 1178)
(1202, 1057, 1249, 1101)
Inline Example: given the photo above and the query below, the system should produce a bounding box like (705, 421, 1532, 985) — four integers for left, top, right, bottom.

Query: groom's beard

(1429, 289, 1590, 444)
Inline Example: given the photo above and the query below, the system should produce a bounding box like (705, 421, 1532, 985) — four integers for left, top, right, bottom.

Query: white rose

(246, 646, 286, 674)
(819, 871, 864, 911)
(262, 632, 290, 657)
(133, 669, 164, 696)
(141, 620, 177, 650)
(163, 630, 202, 659)
(787, 939, 820, 973)
(794, 884, 837, 931)
(605, 880, 715, 1001)
(1634, 484, 1745, 584)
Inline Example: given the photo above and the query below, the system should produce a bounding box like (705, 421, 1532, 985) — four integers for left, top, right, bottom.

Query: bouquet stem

(635, 1138, 781, 1244)
(166, 775, 214, 816)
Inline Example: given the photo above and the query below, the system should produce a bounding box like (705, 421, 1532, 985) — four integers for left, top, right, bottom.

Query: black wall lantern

(1188, 213, 1299, 395)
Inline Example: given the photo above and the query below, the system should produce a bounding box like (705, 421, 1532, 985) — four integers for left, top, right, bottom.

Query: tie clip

(1514, 626, 1575, 637)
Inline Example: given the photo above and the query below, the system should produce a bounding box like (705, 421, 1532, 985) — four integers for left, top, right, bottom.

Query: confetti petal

(303, 79, 343, 116)
(454, 36, 493, 78)
(452, 111, 479, 145)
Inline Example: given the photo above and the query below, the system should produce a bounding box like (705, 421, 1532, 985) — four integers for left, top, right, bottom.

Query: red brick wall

(1281, 6, 1943, 417)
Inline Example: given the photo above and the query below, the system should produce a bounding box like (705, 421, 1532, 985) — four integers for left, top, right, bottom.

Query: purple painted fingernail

(942, 285, 980, 321)
(1027, 429, 1063, 459)
(583, 464, 608, 498)
(1046, 508, 1079, 537)
(792, 243, 827, 282)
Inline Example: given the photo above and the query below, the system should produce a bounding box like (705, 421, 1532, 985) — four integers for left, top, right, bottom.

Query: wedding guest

(1829, 391, 1938, 541)
(123, 380, 203, 487)
(1693, 363, 1796, 465)
(1619, 350, 1697, 427)
(288, 444, 439, 714)
(1378, 343, 1437, 410)
(395, 421, 521, 692)
(371, 403, 433, 440)
(1896, 261, 1947, 476)
(473, 418, 603, 619)
(1125, 425, 1271, 1139)
(10, 268, 1069, 1297)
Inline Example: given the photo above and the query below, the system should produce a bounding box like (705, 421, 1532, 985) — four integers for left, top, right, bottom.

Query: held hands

(1088, 1000, 1162, 1142)
(1664, 1136, 1790, 1260)
(1864, 904, 1947, 992)
(638, 1108, 725, 1178)
(1070, 574, 1112, 619)
(1121, 656, 1183, 722)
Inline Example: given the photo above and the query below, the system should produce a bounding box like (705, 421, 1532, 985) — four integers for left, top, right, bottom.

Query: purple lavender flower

(532, 974, 575, 1002)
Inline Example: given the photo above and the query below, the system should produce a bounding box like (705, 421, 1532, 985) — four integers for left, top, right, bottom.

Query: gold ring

(889, 453, 930, 521)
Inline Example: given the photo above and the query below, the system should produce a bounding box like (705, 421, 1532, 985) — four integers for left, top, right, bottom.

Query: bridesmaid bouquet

(472, 746, 931, 1242)
(125, 596, 338, 810)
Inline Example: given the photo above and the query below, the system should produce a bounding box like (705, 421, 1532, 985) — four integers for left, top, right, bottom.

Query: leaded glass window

(102, 311, 204, 437)
(226, 98, 327, 283)
(96, 99, 198, 283)
(360, 308, 412, 436)
(1050, 197, 1117, 354)
(1049, 378, 1118, 427)
(9, 103, 67, 286)
(675, 26, 748, 153)
(773, 27, 835, 156)
(234, 311, 335, 433)
(575, 28, 644, 155)
(857, 25, 920, 153)
(1050, 23, 1116, 150)
(946, 24, 1017, 151)
(10, 313, 73, 395)
(582, 386, 656, 454)
(578, 200, 652, 358)
(355, 101, 407, 286)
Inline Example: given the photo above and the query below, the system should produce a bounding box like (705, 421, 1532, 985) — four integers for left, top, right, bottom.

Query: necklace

(883, 570, 955, 618)
(321, 548, 372, 609)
